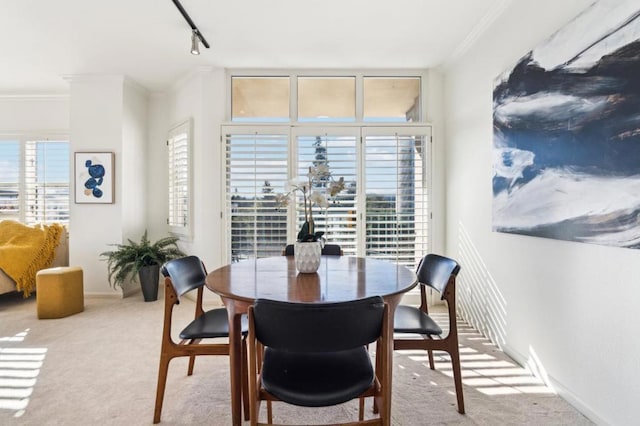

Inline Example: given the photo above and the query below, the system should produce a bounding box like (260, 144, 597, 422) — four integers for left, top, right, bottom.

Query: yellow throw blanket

(0, 220, 64, 297)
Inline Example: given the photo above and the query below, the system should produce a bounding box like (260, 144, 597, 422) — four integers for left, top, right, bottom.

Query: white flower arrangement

(276, 165, 346, 242)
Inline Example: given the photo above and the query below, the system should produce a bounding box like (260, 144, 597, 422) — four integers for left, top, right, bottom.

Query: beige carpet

(0, 290, 592, 425)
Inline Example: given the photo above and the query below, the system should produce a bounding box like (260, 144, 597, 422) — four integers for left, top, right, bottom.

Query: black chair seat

(180, 308, 248, 340)
(260, 347, 374, 407)
(394, 305, 442, 335)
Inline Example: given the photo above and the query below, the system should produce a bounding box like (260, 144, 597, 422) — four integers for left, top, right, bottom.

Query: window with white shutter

(222, 126, 431, 269)
(223, 129, 289, 261)
(362, 128, 431, 268)
(24, 140, 70, 225)
(293, 130, 359, 255)
(0, 138, 69, 225)
(224, 71, 430, 269)
(167, 120, 192, 237)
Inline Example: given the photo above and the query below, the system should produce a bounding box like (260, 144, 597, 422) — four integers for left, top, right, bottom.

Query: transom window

(230, 72, 423, 123)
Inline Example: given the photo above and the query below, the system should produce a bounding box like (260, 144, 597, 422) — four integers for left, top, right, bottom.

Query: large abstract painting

(492, 0, 640, 249)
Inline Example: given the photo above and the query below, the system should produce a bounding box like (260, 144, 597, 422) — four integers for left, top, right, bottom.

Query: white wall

(443, 1, 640, 424)
(68, 75, 148, 296)
(0, 95, 68, 134)
(121, 81, 149, 240)
(147, 67, 226, 271)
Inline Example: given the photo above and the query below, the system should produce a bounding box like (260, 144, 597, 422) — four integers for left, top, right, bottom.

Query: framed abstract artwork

(492, 0, 640, 249)
(74, 152, 115, 204)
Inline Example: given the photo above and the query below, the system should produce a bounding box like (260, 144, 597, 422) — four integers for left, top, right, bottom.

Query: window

(298, 77, 356, 122)
(224, 71, 429, 268)
(229, 72, 424, 123)
(224, 130, 289, 261)
(223, 126, 431, 268)
(0, 138, 70, 225)
(363, 77, 421, 122)
(167, 120, 192, 237)
(294, 130, 359, 254)
(231, 77, 290, 122)
(362, 128, 430, 267)
(0, 141, 20, 221)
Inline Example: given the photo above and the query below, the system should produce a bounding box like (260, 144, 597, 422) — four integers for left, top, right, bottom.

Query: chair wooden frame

(247, 300, 390, 426)
(153, 258, 248, 423)
(393, 255, 465, 414)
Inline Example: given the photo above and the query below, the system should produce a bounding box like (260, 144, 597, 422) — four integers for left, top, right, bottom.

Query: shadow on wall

(456, 221, 507, 349)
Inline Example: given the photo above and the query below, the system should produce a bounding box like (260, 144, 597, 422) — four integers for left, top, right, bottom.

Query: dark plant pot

(139, 264, 160, 302)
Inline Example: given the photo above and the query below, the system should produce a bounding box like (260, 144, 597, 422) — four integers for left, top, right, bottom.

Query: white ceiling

(0, 0, 505, 94)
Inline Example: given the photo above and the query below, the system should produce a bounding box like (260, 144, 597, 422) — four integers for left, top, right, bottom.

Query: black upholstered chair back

(253, 296, 384, 352)
(321, 244, 342, 256)
(161, 255, 207, 297)
(416, 254, 461, 297)
(283, 243, 343, 256)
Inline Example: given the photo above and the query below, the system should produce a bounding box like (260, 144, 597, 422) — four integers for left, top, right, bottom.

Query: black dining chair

(282, 243, 343, 256)
(247, 296, 389, 425)
(393, 253, 465, 414)
(153, 255, 249, 423)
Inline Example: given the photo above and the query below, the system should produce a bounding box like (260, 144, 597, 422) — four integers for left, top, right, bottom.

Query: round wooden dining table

(206, 255, 418, 426)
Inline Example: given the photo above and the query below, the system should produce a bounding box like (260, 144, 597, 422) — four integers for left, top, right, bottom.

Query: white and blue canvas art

(492, 0, 640, 248)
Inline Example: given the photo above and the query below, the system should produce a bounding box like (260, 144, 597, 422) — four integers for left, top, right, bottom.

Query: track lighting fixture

(172, 0, 210, 55)
(191, 30, 200, 55)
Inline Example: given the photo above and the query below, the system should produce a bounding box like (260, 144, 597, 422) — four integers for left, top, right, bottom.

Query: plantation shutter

(362, 128, 431, 268)
(224, 129, 289, 261)
(295, 131, 358, 255)
(24, 140, 69, 225)
(167, 120, 191, 236)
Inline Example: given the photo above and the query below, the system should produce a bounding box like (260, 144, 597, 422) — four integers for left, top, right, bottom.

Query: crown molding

(442, 0, 513, 69)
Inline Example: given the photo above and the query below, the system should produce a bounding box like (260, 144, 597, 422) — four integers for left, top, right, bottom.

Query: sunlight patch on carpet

(0, 330, 47, 418)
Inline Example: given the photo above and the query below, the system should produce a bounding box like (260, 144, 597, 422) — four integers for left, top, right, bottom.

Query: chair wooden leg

(372, 342, 379, 414)
(359, 397, 365, 421)
(242, 339, 250, 421)
(427, 349, 435, 370)
(153, 354, 171, 424)
(267, 401, 273, 424)
(449, 346, 465, 414)
(187, 355, 196, 376)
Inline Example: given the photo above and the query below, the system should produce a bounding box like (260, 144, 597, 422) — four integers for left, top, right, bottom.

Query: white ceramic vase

(294, 241, 322, 273)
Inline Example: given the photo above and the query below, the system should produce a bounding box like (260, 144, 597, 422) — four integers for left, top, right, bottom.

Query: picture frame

(74, 152, 115, 204)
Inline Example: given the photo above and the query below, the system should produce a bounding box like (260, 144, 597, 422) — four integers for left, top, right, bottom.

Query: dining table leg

(381, 296, 401, 426)
(223, 297, 244, 426)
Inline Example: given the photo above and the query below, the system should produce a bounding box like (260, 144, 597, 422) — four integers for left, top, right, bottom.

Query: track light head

(191, 30, 200, 55)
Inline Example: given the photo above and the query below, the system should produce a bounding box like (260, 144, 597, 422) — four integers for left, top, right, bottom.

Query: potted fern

(100, 231, 185, 301)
